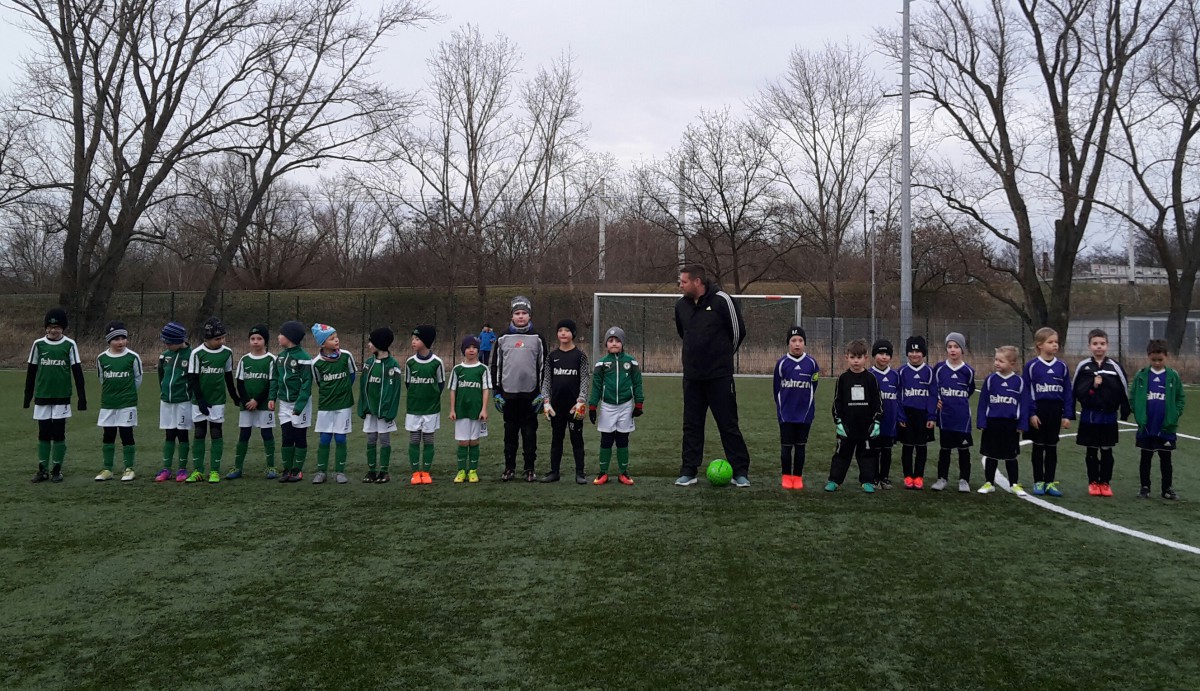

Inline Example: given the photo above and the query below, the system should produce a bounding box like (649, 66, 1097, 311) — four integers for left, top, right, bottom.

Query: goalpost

(592, 292, 803, 376)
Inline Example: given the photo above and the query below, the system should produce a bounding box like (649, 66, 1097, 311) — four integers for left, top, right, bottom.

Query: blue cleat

(265, 469, 278, 480)
(1032, 482, 1046, 496)
(1045, 481, 1062, 497)
(225, 469, 242, 480)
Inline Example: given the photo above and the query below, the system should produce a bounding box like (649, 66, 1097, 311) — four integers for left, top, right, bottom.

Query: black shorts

(980, 419, 1020, 460)
(939, 429, 974, 449)
(1136, 432, 1177, 451)
(899, 407, 935, 446)
(1023, 400, 1065, 446)
(1076, 421, 1119, 448)
(873, 435, 896, 449)
(779, 422, 811, 446)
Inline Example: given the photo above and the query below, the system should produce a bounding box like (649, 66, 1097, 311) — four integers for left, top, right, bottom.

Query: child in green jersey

(155, 322, 193, 483)
(449, 334, 492, 484)
(230, 324, 277, 480)
(186, 317, 241, 484)
(95, 320, 142, 482)
(358, 327, 402, 484)
(405, 325, 444, 485)
(272, 320, 313, 482)
(587, 326, 644, 486)
(25, 308, 87, 483)
(310, 323, 356, 484)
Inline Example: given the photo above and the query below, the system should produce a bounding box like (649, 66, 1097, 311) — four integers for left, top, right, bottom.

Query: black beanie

(556, 318, 577, 337)
(786, 325, 806, 344)
(203, 317, 227, 340)
(412, 324, 436, 349)
(906, 335, 927, 356)
(872, 339, 893, 357)
(369, 327, 395, 352)
(44, 308, 68, 328)
(105, 320, 128, 343)
(280, 320, 306, 346)
(249, 324, 269, 339)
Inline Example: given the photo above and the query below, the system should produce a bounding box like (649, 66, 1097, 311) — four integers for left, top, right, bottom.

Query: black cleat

(376, 472, 390, 484)
(525, 470, 537, 483)
(1163, 488, 1179, 501)
(50, 463, 64, 482)
(363, 470, 378, 483)
(576, 473, 588, 485)
(500, 468, 515, 482)
(539, 471, 560, 483)
(31, 467, 49, 483)
(1138, 486, 1151, 499)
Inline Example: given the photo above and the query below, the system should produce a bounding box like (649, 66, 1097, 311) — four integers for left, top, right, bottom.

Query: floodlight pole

(598, 177, 607, 282)
(678, 160, 687, 268)
(870, 208, 877, 344)
(900, 0, 914, 342)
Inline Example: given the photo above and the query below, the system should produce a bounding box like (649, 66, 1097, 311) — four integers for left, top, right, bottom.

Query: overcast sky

(0, 0, 900, 165)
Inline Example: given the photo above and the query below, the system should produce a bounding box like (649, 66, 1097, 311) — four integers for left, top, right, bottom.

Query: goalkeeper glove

(633, 403, 643, 417)
(494, 394, 506, 412)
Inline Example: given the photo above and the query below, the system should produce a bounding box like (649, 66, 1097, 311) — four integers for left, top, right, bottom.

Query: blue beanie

(311, 323, 337, 348)
(161, 322, 187, 345)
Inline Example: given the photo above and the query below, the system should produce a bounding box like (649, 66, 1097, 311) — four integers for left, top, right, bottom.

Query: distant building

(1072, 263, 1169, 286)
(1068, 311, 1200, 358)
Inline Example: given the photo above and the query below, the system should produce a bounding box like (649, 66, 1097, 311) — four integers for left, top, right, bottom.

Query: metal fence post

(266, 292, 272, 330)
(294, 296, 300, 321)
(360, 293, 367, 360)
(1117, 303, 1124, 367)
(170, 291, 175, 321)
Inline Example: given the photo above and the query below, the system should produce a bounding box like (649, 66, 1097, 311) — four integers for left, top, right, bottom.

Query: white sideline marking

(987, 426, 1200, 556)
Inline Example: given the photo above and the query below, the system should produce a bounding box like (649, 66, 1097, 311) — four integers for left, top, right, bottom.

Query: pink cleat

(154, 469, 171, 483)
(175, 468, 189, 483)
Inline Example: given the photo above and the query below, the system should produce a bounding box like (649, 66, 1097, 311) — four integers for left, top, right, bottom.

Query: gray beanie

(604, 326, 626, 346)
(511, 295, 532, 314)
(945, 332, 966, 350)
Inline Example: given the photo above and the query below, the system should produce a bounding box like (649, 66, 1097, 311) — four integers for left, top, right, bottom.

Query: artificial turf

(2, 371, 1199, 689)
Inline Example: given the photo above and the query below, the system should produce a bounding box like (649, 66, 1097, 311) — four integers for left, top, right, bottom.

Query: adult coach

(674, 265, 751, 487)
(491, 296, 547, 482)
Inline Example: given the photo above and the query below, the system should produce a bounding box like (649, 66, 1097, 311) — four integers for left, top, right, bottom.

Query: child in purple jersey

(897, 336, 936, 489)
(774, 326, 819, 490)
(977, 346, 1028, 496)
(1131, 340, 1185, 500)
(870, 339, 900, 489)
(933, 332, 976, 493)
(1023, 327, 1074, 497)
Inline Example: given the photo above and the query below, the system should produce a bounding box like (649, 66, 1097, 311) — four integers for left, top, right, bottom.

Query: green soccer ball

(706, 459, 733, 486)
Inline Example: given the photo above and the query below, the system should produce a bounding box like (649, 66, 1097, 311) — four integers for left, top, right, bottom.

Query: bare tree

(881, 0, 1174, 340)
(309, 174, 390, 287)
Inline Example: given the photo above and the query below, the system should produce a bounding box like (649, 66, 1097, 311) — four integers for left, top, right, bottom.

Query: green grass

(3, 371, 1200, 689)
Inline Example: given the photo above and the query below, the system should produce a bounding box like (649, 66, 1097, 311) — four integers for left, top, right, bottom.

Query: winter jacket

(1131, 366, 1185, 435)
(675, 279, 746, 380)
(588, 352, 645, 406)
(358, 354, 403, 422)
(1073, 357, 1131, 424)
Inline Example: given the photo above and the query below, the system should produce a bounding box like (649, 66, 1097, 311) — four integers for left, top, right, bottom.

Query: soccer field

(3, 371, 1199, 689)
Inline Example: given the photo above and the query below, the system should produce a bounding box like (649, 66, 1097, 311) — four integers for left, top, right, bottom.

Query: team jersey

(270, 345, 313, 407)
(871, 365, 900, 437)
(1144, 368, 1169, 437)
(934, 360, 976, 433)
(358, 354, 403, 421)
(773, 353, 819, 424)
(312, 350, 357, 411)
(831, 368, 882, 440)
(1073, 356, 1129, 425)
(542, 347, 591, 406)
(897, 362, 936, 423)
(28, 336, 82, 401)
(450, 361, 492, 420)
(588, 352, 645, 406)
(976, 372, 1027, 430)
(406, 353, 445, 415)
(237, 353, 276, 409)
(97, 349, 143, 410)
(1023, 356, 1075, 418)
(159, 345, 192, 404)
(189, 345, 235, 405)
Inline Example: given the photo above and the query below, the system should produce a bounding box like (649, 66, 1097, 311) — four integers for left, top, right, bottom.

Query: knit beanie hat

(556, 318, 577, 337)
(279, 320, 306, 346)
(311, 323, 337, 348)
(105, 320, 128, 343)
(906, 336, 927, 356)
(249, 324, 269, 339)
(872, 339, 893, 357)
(461, 334, 481, 353)
(604, 326, 626, 346)
(369, 327, 394, 352)
(511, 295, 532, 314)
(203, 317, 227, 340)
(412, 324, 436, 349)
(44, 308, 68, 328)
(945, 332, 966, 350)
(161, 321, 187, 345)
(787, 326, 806, 344)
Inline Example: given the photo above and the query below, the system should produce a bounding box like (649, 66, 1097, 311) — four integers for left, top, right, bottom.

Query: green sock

(38, 441, 50, 469)
(281, 446, 295, 471)
(162, 440, 175, 469)
(293, 446, 308, 472)
(102, 443, 115, 470)
(366, 443, 378, 471)
(599, 447, 612, 474)
(178, 441, 190, 469)
(193, 438, 207, 473)
(380, 446, 392, 472)
(235, 440, 249, 471)
(210, 438, 224, 471)
(52, 440, 67, 465)
(335, 442, 347, 473)
(408, 443, 420, 471)
(422, 443, 434, 471)
(456, 445, 468, 471)
(317, 444, 330, 471)
(617, 446, 629, 474)
(263, 437, 276, 468)
(468, 444, 480, 470)
(123, 444, 136, 469)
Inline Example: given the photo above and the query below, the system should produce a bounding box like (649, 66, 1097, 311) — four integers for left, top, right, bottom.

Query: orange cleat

(781, 475, 793, 489)
(914, 477, 924, 490)
(593, 473, 609, 485)
(903, 476, 915, 489)
(618, 473, 634, 485)
(1088, 482, 1102, 496)
(794, 475, 804, 490)
(1099, 483, 1113, 497)
(410, 472, 422, 485)
(421, 471, 433, 484)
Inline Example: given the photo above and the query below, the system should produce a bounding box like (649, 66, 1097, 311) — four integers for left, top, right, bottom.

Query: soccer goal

(592, 292, 803, 375)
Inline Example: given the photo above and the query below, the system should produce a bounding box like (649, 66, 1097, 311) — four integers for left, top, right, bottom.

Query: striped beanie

(161, 321, 187, 345)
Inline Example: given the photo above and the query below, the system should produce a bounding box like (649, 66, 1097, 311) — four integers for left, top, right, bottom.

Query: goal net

(592, 292, 803, 375)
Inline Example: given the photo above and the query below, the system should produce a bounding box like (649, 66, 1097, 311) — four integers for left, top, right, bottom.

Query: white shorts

(405, 413, 441, 433)
(315, 407, 353, 435)
(97, 407, 138, 428)
(239, 408, 276, 429)
(159, 402, 194, 430)
(362, 414, 398, 434)
(277, 400, 312, 429)
(454, 418, 486, 441)
(33, 404, 72, 421)
(192, 403, 226, 424)
(597, 401, 635, 434)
